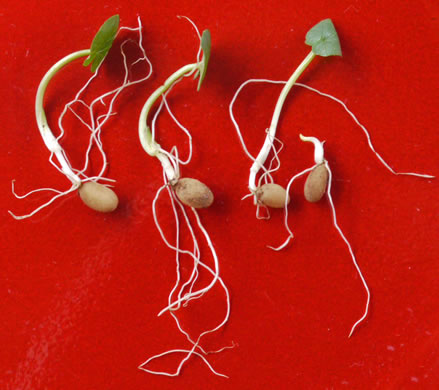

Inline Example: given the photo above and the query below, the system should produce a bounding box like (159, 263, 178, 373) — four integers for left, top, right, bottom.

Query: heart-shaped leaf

(305, 19, 342, 57)
(197, 29, 211, 91)
(83, 15, 120, 72)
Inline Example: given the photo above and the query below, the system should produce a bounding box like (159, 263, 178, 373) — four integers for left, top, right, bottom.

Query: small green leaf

(305, 19, 342, 57)
(83, 15, 120, 72)
(197, 29, 211, 91)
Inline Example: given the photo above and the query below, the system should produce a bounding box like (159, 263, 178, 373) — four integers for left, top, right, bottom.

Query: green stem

(35, 49, 90, 184)
(249, 50, 316, 191)
(138, 63, 198, 157)
(35, 50, 90, 138)
(269, 50, 316, 132)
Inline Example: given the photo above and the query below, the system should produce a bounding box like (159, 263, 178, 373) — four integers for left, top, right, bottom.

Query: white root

(138, 349, 228, 378)
(267, 165, 315, 251)
(60, 16, 153, 180)
(10, 17, 152, 219)
(8, 182, 79, 220)
(325, 160, 370, 338)
(146, 168, 230, 376)
(146, 150, 230, 378)
(294, 82, 434, 179)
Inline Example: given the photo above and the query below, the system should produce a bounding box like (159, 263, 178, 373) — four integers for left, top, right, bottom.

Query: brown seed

(304, 163, 329, 202)
(78, 181, 119, 213)
(174, 177, 214, 208)
(256, 183, 290, 208)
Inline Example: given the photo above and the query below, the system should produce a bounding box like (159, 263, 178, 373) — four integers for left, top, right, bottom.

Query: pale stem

(138, 63, 198, 183)
(249, 51, 316, 191)
(299, 134, 324, 164)
(35, 50, 90, 186)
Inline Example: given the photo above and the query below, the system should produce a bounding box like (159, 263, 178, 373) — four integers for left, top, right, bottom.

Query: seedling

(229, 19, 434, 337)
(9, 15, 153, 219)
(137, 18, 231, 377)
(230, 19, 433, 215)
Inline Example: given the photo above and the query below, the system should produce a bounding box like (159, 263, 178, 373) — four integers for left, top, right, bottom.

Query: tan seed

(78, 181, 119, 213)
(174, 177, 214, 208)
(256, 183, 290, 208)
(304, 163, 329, 202)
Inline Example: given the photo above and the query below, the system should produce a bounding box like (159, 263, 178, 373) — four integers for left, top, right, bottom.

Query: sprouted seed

(137, 17, 231, 377)
(230, 19, 434, 338)
(232, 19, 341, 208)
(9, 15, 153, 219)
(270, 134, 371, 337)
(230, 19, 433, 215)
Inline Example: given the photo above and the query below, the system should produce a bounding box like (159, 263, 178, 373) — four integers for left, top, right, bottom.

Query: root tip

(8, 210, 22, 220)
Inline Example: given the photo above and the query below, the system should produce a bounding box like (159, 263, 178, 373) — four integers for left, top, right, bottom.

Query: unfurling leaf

(83, 15, 120, 72)
(197, 29, 211, 91)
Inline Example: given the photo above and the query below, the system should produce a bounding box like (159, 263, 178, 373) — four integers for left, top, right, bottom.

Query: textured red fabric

(1, 1, 438, 389)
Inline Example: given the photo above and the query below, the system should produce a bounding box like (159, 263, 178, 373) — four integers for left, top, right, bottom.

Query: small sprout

(304, 163, 329, 202)
(78, 181, 119, 212)
(174, 178, 214, 208)
(83, 15, 120, 72)
(300, 134, 328, 202)
(256, 183, 290, 208)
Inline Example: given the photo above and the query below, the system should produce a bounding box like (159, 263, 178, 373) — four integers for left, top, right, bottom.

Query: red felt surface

(1, 1, 438, 389)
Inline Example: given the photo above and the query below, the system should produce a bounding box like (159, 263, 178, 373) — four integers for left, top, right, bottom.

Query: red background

(1, 1, 438, 389)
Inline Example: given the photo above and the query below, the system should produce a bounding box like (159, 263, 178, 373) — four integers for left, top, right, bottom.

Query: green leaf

(197, 29, 211, 91)
(305, 19, 342, 57)
(83, 15, 120, 72)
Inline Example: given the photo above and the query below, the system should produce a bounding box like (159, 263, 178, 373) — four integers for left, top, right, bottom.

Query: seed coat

(78, 181, 119, 212)
(174, 177, 214, 208)
(304, 163, 329, 202)
(256, 183, 290, 208)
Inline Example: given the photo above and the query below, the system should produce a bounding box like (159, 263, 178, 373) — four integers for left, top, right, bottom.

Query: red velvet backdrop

(1, 1, 438, 389)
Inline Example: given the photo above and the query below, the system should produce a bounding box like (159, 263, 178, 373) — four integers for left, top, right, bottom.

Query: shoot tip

(299, 134, 311, 142)
(300, 135, 325, 165)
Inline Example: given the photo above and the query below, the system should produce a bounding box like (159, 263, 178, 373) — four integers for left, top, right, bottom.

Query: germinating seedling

(230, 19, 433, 215)
(270, 134, 370, 337)
(230, 19, 434, 336)
(137, 17, 231, 378)
(231, 19, 341, 214)
(9, 15, 153, 219)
